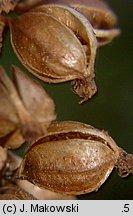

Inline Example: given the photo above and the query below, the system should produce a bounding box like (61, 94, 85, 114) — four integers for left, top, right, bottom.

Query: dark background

(0, 0, 133, 199)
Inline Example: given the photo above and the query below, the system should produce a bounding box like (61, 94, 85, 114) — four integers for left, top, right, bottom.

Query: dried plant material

(44, 0, 116, 28)
(15, 0, 46, 12)
(93, 28, 120, 47)
(0, 0, 19, 13)
(2, 151, 22, 181)
(0, 147, 7, 173)
(115, 149, 133, 178)
(1, 151, 76, 200)
(18, 179, 76, 199)
(0, 21, 5, 53)
(41, 0, 120, 46)
(12, 66, 56, 128)
(0, 65, 56, 149)
(17, 121, 132, 195)
(0, 183, 35, 199)
(30, 4, 96, 49)
(30, 4, 97, 89)
(9, 6, 97, 103)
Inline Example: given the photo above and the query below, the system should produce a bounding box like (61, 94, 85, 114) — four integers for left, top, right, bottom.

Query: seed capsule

(39, 0, 120, 46)
(17, 121, 133, 195)
(8, 6, 97, 103)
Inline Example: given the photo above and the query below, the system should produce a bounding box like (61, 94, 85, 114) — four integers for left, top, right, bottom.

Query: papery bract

(0, 65, 56, 149)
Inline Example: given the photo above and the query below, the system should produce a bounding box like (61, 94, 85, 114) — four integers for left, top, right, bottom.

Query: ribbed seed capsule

(17, 121, 133, 195)
(8, 7, 97, 103)
(40, 0, 120, 46)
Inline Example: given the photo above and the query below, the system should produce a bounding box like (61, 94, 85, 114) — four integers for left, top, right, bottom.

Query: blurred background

(0, 0, 133, 199)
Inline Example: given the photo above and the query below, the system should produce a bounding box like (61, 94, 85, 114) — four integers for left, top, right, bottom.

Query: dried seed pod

(8, 6, 97, 103)
(17, 121, 132, 195)
(18, 179, 76, 200)
(15, 0, 46, 12)
(30, 4, 96, 51)
(0, 183, 35, 200)
(0, 0, 19, 14)
(0, 65, 56, 149)
(42, 0, 120, 46)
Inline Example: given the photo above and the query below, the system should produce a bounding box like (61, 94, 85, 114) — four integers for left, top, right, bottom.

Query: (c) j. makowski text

(2, 203, 79, 214)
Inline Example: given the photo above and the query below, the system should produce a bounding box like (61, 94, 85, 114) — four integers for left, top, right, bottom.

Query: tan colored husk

(18, 180, 76, 200)
(9, 6, 98, 103)
(17, 121, 121, 195)
(9, 13, 87, 80)
(3, 152, 76, 200)
(42, 0, 117, 28)
(38, 0, 120, 46)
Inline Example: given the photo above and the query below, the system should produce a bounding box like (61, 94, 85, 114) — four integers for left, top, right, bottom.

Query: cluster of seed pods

(0, 0, 132, 200)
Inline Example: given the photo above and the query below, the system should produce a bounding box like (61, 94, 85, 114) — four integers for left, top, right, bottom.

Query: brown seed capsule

(17, 121, 133, 195)
(8, 7, 97, 103)
(30, 4, 96, 51)
(0, 65, 56, 149)
(40, 0, 120, 46)
(18, 179, 76, 200)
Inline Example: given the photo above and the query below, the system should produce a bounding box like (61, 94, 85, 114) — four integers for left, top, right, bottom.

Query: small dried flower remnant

(0, 65, 56, 149)
(18, 121, 133, 195)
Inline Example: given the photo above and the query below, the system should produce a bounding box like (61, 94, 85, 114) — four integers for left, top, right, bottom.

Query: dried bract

(17, 121, 132, 195)
(0, 65, 56, 149)
(0, 0, 19, 14)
